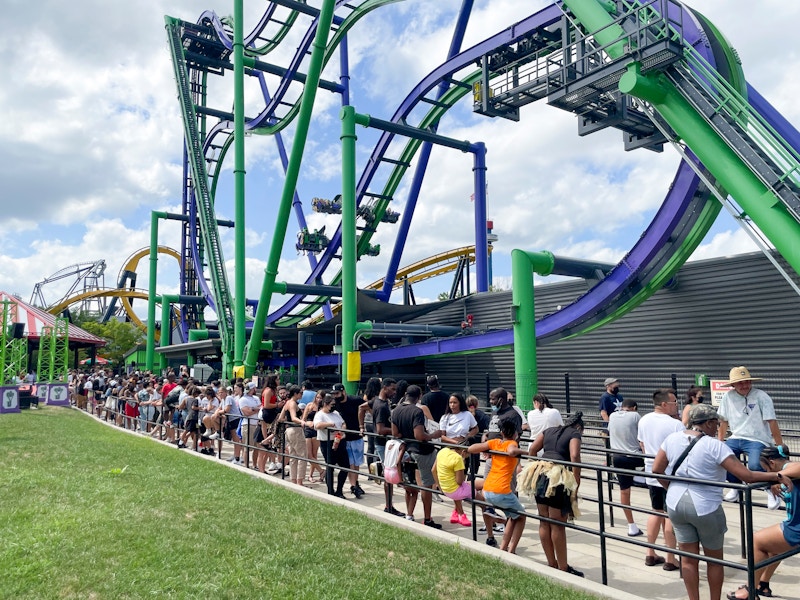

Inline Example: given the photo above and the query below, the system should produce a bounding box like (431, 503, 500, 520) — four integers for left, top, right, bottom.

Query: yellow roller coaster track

(47, 246, 183, 339)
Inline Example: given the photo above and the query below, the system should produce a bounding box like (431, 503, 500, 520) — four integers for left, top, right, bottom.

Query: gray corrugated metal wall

(407, 251, 800, 423)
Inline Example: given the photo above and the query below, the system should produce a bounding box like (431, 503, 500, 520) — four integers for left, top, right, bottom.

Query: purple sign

(46, 383, 70, 407)
(0, 386, 20, 414)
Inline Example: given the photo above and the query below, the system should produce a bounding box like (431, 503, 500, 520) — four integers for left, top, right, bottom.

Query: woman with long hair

(681, 385, 705, 427)
(523, 412, 585, 577)
(362, 377, 382, 479)
(301, 389, 325, 483)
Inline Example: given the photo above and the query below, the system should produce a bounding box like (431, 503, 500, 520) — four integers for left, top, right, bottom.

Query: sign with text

(709, 379, 732, 407)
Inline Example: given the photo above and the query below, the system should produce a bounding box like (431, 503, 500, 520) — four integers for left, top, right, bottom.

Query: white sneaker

(208, 432, 220, 440)
(767, 490, 782, 511)
(723, 489, 739, 502)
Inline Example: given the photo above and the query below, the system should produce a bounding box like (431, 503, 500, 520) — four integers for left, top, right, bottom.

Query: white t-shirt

(238, 394, 261, 426)
(609, 410, 642, 454)
(638, 412, 685, 487)
(439, 411, 478, 439)
(314, 409, 344, 442)
(661, 432, 734, 515)
(717, 388, 776, 446)
(527, 407, 564, 439)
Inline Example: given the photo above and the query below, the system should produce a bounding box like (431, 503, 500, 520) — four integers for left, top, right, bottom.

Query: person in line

(221, 386, 242, 464)
(391, 385, 444, 528)
(301, 389, 325, 482)
(278, 385, 308, 487)
(238, 383, 261, 467)
(608, 398, 644, 537)
(469, 419, 527, 552)
(523, 412, 585, 576)
(681, 385, 705, 428)
(526, 393, 564, 455)
(260, 375, 282, 473)
(331, 383, 366, 499)
(599, 377, 623, 431)
(433, 441, 496, 530)
(361, 377, 382, 480)
(652, 405, 780, 600)
(717, 367, 784, 508)
(421, 374, 449, 423)
(314, 394, 349, 498)
(370, 378, 404, 517)
(439, 393, 478, 446)
(726, 446, 800, 600)
(638, 388, 684, 570)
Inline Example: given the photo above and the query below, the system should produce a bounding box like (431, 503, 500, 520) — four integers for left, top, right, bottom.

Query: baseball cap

(331, 383, 345, 392)
(689, 404, 719, 425)
(246, 381, 257, 390)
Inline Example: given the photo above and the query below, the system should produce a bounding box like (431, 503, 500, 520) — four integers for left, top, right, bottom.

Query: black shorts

(649, 485, 667, 511)
(185, 419, 199, 433)
(612, 455, 644, 490)
(224, 418, 240, 440)
(535, 474, 574, 517)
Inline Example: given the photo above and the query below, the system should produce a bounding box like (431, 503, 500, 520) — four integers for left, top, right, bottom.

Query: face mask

(697, 396, 704, 403)
(611, 387, 619, 394)
(490, 404, 499, 413)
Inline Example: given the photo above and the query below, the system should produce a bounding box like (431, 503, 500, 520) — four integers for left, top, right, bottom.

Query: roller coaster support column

(244, 0, 336, 376)
(146, 211, 166, 373)
(511, 249, 554, 411)
(381, 0, 475, 300)
(341, 106, 370, 395)
(472, 142, 489, 291)
(233, 0, 246, 370)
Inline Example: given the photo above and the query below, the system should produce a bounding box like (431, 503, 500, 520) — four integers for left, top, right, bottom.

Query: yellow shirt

(436, 447, 465, 494)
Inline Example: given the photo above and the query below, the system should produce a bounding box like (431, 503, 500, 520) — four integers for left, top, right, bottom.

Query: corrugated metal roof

(0, 291, 107, 346)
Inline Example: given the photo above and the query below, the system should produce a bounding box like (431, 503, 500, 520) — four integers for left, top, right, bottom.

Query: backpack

(164, 387, 182, 409)
(383, 439, 405, 485)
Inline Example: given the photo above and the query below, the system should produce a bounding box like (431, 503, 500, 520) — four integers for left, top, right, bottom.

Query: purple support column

(472, 142, 488, 292)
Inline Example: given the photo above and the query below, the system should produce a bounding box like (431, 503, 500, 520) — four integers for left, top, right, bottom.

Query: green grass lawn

(0, 407, 599, 599)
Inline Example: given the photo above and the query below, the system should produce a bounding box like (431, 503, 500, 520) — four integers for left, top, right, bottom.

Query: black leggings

(321, 439, 349, 495)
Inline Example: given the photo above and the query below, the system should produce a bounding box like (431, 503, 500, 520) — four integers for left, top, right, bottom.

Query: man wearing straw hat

(717, 366, 784, 506)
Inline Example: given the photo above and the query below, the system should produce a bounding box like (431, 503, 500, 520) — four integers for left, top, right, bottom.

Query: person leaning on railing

(652, 404, 780, 600)
(726, 445, 800, 600)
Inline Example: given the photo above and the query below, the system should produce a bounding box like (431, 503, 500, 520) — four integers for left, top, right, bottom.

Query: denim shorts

(346, 439, 364, 467)
(485, 491, 525, 520)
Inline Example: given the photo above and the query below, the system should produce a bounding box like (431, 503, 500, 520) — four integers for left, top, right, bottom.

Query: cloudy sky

(2, 0, 799, 321)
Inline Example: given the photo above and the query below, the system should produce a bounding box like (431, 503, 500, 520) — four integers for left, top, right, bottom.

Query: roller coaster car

(363, 243, 380, 257)
(296, 227, 330, 255)
(312, 195, 342, 214)
(381, 208, 400, 224)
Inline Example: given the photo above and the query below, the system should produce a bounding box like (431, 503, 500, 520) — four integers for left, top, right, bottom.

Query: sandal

(758, 582, 772, 598)
(726, 585, 758, 600)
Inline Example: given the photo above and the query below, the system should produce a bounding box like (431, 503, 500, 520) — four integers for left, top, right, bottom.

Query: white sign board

(709, 379, 732, 407)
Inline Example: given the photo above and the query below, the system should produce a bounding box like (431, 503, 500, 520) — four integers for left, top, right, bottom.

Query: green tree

(79, 319, 145, 365)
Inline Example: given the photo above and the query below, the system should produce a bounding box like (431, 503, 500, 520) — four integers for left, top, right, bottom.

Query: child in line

(469, 419, 527, 553)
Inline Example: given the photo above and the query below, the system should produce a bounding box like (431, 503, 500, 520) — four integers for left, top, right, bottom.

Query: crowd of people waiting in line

(67, 366, 798, 598)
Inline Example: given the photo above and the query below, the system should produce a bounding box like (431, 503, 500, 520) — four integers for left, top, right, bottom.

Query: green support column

(511, 249, 554, 411)
(244, 0, 337, 375)
(339, 107, 369, 395)
(232, 0, 246, 370)
(145, 211, 166, 372)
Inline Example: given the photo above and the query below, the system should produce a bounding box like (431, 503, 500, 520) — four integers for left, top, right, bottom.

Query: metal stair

(667, 50, 800, 222)
(166, 19, 235, 354)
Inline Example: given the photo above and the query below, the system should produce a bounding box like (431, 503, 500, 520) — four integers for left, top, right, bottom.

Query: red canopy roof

(0, 291, 107, 346)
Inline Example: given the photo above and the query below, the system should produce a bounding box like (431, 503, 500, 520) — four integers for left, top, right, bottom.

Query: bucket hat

(725, 366, 762, 385)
